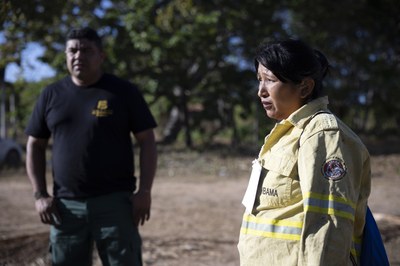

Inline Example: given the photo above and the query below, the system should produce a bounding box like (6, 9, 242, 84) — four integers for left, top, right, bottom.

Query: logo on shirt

(92, 100, 113, 117)
(321, 158, 346, 181)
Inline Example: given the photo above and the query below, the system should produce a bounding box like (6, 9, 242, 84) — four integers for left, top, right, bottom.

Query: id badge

(242, 159, 262, 214)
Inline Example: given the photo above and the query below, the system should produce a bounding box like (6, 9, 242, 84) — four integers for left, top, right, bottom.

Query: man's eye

(84, 48, 94, 54)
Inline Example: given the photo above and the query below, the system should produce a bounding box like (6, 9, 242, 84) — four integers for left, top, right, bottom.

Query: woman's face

(257, 63, 304, 120)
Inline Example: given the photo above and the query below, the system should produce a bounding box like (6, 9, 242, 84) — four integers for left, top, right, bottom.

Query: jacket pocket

(258, 154, 301, 209)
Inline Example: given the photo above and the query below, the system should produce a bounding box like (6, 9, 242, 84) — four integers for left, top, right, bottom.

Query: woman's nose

(258, 82, 268, 98)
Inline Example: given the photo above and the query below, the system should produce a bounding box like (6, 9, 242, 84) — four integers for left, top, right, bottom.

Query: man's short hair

(66, 27, 102, 50)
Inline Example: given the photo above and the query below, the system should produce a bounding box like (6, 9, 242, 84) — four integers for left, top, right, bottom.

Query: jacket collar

(282, 96, 329, 129)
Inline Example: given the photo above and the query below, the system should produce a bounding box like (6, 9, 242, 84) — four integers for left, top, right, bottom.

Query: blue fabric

(360, 207, 390, 266)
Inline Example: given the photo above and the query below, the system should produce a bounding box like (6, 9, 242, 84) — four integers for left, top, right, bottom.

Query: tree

(2, 0, 263, 147)
(2, 0, 399, 147)
(286, 0, 400, 134)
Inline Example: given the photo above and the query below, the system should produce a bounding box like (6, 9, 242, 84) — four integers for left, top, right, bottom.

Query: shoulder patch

(321, 158, 346, 181)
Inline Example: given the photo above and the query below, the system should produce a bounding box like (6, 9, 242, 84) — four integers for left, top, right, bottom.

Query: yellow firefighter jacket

(238, 96, 371, 266)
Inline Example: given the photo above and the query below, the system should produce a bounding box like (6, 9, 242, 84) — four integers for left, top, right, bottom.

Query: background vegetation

(1, 0, 399, 149)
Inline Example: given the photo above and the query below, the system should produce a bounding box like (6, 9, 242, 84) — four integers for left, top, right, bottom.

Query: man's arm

(26, 136, 60, 225)
(26, 136, 48, 195)
(132, 129, 157, 226)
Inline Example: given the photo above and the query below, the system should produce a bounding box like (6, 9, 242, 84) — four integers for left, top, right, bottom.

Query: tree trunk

(181, 90, 192, 148)
(0, 68, 7, 139)
(162, 106, 182, 144)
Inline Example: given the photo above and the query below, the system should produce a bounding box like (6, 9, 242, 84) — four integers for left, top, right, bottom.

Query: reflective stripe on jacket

(238, 96, 371, 266)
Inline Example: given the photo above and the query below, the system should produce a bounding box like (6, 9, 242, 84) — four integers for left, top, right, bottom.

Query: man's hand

(35, 197, 61, 225)
(131, 190, 151, 226)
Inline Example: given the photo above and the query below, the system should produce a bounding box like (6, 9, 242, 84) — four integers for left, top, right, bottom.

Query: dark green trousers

(50, 192, 142, 266)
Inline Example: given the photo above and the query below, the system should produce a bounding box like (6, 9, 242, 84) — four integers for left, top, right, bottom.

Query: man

(25, 27, 157, 266)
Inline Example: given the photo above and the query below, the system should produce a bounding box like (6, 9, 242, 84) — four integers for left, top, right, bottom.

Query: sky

(2, 0, 115, 83)
(1, 31, 56, 83)
(4, 42, 56, 83)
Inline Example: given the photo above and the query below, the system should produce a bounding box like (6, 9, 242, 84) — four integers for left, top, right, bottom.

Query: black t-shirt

(25, 74, 157, 198)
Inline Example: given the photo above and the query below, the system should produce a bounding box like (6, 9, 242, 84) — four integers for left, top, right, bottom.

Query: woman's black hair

(254, 39, 330, 100)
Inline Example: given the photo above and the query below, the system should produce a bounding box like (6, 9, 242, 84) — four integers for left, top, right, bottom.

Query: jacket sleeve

(297, 125, 370, 266)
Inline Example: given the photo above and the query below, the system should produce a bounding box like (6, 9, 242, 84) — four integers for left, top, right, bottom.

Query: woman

(238, 39, 371, 266)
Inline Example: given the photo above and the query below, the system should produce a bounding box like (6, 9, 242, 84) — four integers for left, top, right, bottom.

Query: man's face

(65, 38, 105, 86)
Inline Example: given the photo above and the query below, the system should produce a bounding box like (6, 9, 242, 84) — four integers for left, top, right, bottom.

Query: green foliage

(1, 0, 400, 148)
(286, 0, 400, 134)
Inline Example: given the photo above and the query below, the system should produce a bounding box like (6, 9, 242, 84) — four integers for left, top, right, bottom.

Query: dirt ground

(0, 150, 399, 266)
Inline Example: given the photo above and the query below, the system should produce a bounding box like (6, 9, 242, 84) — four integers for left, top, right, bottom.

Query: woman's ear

(299, 78, 315, 99)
